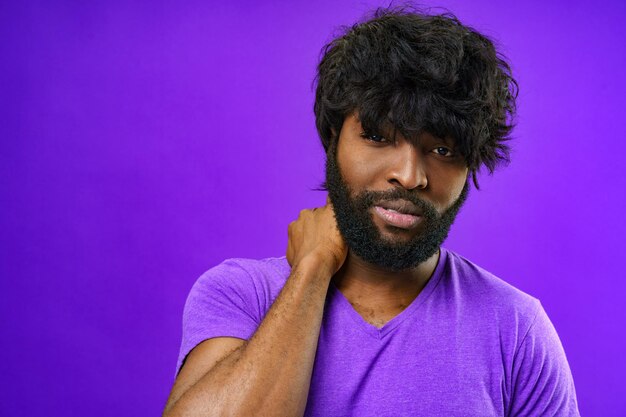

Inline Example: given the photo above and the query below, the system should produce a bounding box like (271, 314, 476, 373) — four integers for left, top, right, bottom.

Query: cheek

(336, 144, 383, 188)
(428, 166, 469, 210)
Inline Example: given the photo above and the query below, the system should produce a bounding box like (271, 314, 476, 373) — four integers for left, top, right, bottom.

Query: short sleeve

(175, 259, 261, 375)
(509, 302, 580, 416)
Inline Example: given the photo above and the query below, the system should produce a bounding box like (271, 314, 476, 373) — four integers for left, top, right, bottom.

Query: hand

(286, 197, 348, 275)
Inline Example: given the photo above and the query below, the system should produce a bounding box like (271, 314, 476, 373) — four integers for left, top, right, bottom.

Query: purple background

(1, 1, 624, 416)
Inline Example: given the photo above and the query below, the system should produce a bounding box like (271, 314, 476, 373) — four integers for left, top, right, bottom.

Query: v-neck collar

(327, 247, 448, 339)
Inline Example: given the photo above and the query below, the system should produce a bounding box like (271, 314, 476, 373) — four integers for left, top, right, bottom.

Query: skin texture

(163, 112, 469, 416)
(330, 112, 469, 326)
(326, 117, 470, 272)
(163, 203, 347, 417)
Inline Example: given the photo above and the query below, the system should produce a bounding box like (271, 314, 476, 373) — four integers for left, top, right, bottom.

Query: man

(164, 7, 580, 417)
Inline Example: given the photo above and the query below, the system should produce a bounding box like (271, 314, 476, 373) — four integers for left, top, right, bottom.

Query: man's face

(326, 113, 470, 271)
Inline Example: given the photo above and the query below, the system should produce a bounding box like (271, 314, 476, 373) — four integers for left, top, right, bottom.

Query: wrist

(295, 253, 338, 280)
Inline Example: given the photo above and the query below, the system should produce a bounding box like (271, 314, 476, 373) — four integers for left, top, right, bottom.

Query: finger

(286, 242, 293, 266)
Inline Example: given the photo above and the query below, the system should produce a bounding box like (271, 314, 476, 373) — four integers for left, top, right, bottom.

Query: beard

(325, 145, 469, 272)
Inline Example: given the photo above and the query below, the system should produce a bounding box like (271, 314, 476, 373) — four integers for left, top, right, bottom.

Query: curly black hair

(313, 6, 518, 187)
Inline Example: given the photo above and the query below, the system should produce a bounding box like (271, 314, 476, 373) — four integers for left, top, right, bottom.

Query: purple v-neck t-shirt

(176, 248, 579, 416)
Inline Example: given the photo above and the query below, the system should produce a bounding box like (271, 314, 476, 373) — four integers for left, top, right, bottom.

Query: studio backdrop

(1, 1, 625, 416)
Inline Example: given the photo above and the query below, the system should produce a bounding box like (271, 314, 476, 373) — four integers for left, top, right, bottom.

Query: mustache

(354, 188, 439, 219)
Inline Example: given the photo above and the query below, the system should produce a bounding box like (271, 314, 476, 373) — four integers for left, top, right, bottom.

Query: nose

(387, 142, 428, 190)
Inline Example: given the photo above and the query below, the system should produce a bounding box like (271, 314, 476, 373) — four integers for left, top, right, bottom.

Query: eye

(360, 132, 389, 143)
(432, 146, 455, 157)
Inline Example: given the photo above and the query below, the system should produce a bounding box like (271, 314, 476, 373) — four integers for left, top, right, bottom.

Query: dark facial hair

(325, 144, 469, 271)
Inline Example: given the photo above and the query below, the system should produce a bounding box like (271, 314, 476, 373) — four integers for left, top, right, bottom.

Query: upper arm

(167, 260, 264, 413)
(509, 303, 580, 416)
(175, 260, 262, 374)
(165, 336, 246, 413)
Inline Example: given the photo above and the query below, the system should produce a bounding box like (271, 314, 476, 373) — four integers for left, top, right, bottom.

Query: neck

(332, 248, 440, 303)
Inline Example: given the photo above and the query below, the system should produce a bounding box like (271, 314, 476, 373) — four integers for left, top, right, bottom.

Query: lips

(375, 199, 422, 216)
(372, 199, 423, 229)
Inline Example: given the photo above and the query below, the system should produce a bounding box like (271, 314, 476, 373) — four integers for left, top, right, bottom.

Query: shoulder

(187, 256, 291, 313)
(439, 248, 543, 351)
(441, 248, 541, 322)
(440, 249, 580, 414)
(191, 256, 291, 290)
(176, 256, 291, 374)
